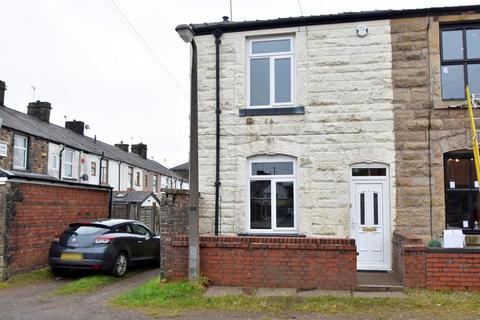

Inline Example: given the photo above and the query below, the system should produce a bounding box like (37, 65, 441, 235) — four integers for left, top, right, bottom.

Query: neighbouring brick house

(166, 5, 480, 290)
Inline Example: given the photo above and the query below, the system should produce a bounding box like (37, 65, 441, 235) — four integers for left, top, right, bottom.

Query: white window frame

(153, 174, 158, 192)
(64, 149, 74, 178)
(246, 155, 297, 233)
(246, 35, 295, 108)
(13, 134, 28, 170)
(51, 154, 59, 170)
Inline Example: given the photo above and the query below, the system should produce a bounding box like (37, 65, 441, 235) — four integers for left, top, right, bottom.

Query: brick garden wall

(0, 181, 110, 278)
(395, 232, 480, 291)
(166, 235, 357, 290)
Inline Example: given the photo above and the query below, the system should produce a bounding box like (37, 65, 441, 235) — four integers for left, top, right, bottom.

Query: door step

(354, 284, 404, 292)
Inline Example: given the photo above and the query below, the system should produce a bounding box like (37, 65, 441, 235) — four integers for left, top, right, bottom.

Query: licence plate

(60, 253, 83, 261)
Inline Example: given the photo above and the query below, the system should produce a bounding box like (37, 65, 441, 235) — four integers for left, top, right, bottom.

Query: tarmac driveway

(0, 268, 157, 320)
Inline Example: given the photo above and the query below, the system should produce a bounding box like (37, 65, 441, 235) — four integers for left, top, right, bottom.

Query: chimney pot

(65, 120, 85, 135)
(222, 16, 229, 22)
(131, 143, 148, 159)
(27, 101, 52, 122)
(0, 80, 6, 106)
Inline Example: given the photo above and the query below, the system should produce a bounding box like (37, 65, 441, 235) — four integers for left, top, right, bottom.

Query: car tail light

(94, 235, 116, 245)
(52, 233, 61, 243)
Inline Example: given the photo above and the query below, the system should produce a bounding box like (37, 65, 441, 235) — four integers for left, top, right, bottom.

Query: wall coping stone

(171, 235, 356, 251)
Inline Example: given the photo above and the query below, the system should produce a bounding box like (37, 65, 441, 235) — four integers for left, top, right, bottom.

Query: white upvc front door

(350, 165, 391, 271)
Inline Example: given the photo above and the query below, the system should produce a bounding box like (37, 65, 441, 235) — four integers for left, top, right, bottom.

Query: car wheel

(111, 252, 128, 277)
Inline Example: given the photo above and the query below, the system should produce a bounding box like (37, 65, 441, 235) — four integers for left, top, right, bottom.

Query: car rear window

(67, 224, 110, 235)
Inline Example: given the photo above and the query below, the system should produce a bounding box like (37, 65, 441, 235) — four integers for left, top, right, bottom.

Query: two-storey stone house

(181, 4, 480, 275)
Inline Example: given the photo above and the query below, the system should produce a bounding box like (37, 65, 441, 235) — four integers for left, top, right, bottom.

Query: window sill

(239, 106, 305, 117)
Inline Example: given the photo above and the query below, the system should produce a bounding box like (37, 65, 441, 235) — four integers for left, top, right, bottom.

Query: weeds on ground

(0, 268, 53, 290)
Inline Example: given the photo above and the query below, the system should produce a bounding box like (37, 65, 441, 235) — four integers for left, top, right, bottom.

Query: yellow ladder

(466, 85, 480, 182)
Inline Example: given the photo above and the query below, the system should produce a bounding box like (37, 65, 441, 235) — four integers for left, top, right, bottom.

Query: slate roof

(189, 5, 480, 35)
(112, 191, 160, 204)
(0, 106, 179, 179)
(171, 162, 189, 171)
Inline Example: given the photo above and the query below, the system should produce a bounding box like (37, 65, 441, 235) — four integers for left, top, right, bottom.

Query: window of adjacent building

(440, 25, 480, 100)
(153, 174, 158, 192)
(100, 159, 108, 184)
(64, 150, 74, 178)
(51, 154, 59, 170)
(13, 135, 28, 170)
(136, 172, 140, 186)
(444, 150, 480, 230)
(247, 36, 294, 108)
(248, 155, 296, 232)
(128, 166, 133, 189)
(91, 161, 97, 176)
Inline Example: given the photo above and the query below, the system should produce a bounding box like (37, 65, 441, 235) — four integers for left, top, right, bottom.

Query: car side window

(113, 224, 131, 233)
(131, 224, 151, 237)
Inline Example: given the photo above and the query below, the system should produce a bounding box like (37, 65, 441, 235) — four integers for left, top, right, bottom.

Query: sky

(0, 0, 478, 167)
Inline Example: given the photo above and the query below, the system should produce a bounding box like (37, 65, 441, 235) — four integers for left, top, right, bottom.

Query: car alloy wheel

(112, 253, 128, 277)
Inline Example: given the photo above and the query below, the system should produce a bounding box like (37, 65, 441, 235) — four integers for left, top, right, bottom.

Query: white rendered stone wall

(196, 20, 396, 237)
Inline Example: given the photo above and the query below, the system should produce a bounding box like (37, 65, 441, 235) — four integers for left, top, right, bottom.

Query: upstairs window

(13, 135, 28, 170)
(441, 25, 480, 100)
(100, 159, 108, 184)
(153, 174, 158, 193)
(247, 36, 294, 108)
(91, 161, 97, 176)
(136, 172, 140, 186)
(128, 166, 133, 189)
(64, 150, 74, 178)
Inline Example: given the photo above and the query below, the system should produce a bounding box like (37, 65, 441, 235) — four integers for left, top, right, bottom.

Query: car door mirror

(144, 233, 151, 240)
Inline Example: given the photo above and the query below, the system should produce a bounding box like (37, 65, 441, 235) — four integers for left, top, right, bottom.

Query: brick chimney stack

(65, 120, 85, 135)
(115, 141, 129, 152)
(27, 100, 52, 122)
(131, 143, 147, 159)
(0, 81, 6, 106)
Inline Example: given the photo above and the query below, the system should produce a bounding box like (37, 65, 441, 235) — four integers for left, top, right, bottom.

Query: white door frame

(349, 163, 392, 271)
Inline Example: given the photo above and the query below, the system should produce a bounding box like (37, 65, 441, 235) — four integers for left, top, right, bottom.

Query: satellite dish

(81, 174, 89, 181)
(85, 124, 90, 130)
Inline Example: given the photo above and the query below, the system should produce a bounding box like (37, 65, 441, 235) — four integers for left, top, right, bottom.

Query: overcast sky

(0, 0, 477, 167)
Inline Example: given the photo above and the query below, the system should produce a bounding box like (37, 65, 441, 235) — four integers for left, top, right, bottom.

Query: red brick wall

(392, 231, 424, 282)
(397, 234, 480, 291)
(5, 182, 109, 275)
(166, 235, 357, 290)
(426, 252, 480, 291)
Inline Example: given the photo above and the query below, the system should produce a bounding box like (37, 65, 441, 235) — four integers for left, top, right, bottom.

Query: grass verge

(112, 278, 480, 319)
(53, 270, 140, 296)
(0, 268, 53, 290)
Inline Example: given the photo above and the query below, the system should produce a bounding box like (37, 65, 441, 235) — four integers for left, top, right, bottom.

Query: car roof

(69, 219, 142, 228)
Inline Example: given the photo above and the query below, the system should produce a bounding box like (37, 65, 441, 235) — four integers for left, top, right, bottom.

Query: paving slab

(204, 286, 246, 297)
(352, 291, 407, 298)
(296, 289, 352, 297)
(256, 287, 297, 297)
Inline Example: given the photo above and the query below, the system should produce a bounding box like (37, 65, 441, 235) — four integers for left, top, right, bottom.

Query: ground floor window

(444, 150, 480, 230)
(248, 155, 296, 232)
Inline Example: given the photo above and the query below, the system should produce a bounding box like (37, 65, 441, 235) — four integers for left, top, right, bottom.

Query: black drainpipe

(99, 152, 104, 186)
(58, 145, 65, 180)
(213, 29, 223, 236)
(108, 188, 113, 219)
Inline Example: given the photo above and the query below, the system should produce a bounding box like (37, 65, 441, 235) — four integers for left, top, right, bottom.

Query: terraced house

(166, 5, 480, 290)
(0, 84, 187, 192)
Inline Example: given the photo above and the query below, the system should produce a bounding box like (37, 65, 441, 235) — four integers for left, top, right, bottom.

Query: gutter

(190, 5, 480, 35)
(99, 151, 104, 186)
(214, 29, 223, 236)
